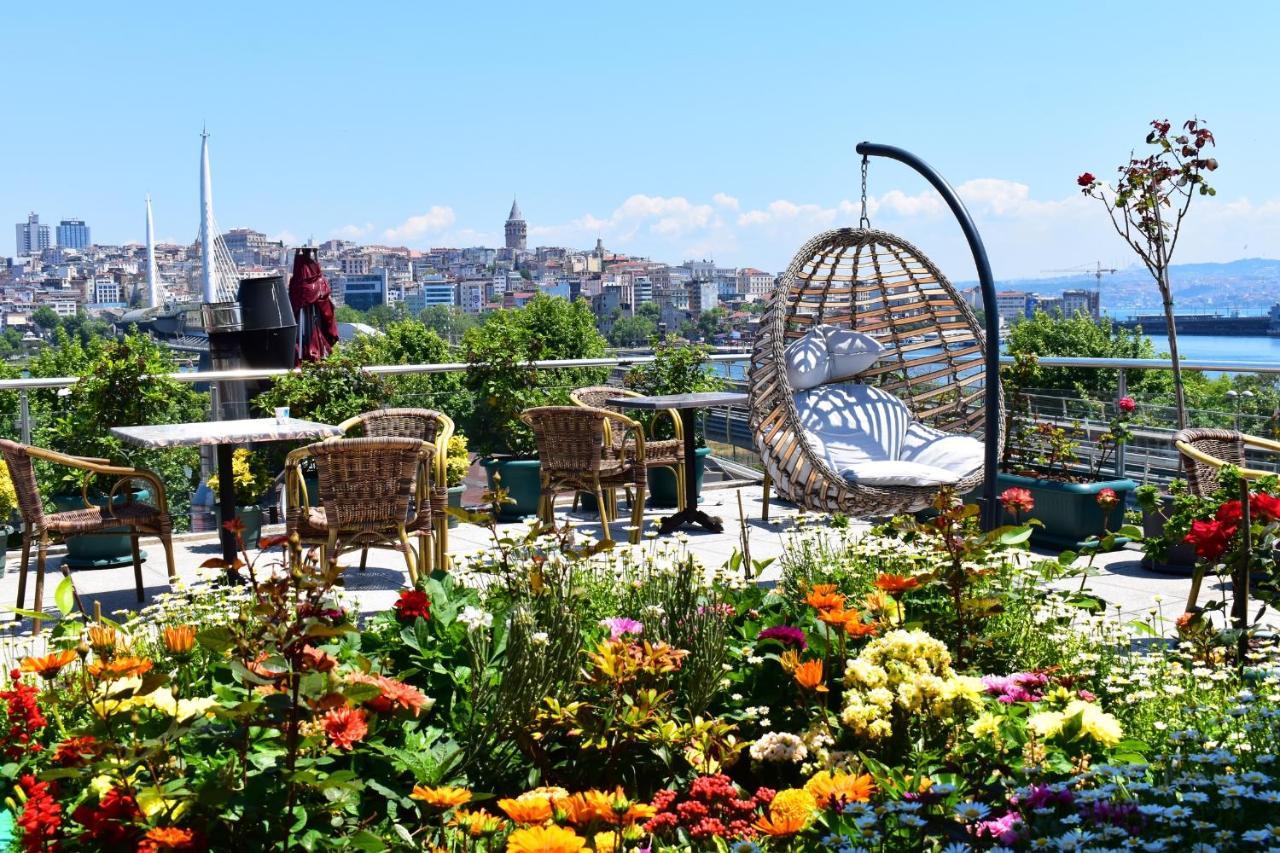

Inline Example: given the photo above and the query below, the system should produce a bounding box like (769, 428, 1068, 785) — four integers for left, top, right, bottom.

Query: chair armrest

(284, 446, 312, 509)
(656, 408, 684, 442)
(1176, 439, 1274, 481)
(602, 410, 646, 466)
(337, 414, 365, 435)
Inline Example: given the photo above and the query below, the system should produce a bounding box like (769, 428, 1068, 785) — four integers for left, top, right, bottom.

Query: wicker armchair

(285, 437, 433, 584)
(569, 386, 686, 513)
(338, 408, 455, 571)
(1171, 428, 1280, 496)
(520, 406, 647, 545)
(0, 439, 177, 633)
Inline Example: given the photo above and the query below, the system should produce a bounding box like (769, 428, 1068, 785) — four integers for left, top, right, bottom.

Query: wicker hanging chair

(748, 227, 1003, 516)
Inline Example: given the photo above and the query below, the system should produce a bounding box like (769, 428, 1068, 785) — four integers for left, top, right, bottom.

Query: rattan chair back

(345, 408, 448, 443)
(1174, 428, 1244, 497)
(521, 406, 612, 479)
(748, 228, 1002, 516)
(308, 437, 428, 531)
(0, 439, 46, 526)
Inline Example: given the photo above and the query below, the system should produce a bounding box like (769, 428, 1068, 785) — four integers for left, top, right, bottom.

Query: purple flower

(983, 671, 1050, 703)
(757, 625, 807, 649)
(972, 811, 1022, 844)
(1013, 784, 1073, 810)
(600, 617, 643, 639)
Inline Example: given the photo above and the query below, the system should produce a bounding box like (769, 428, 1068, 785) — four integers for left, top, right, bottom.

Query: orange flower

(843, 618, 881, 639)
(505, 825, 587, 853)
(161, 625, 197, 656)
(87, 656, 153, 680)
(20, 649, 77, 680)
(321, 706, 368, 751)
(874, 573, 920, 595)
(804, 770, 875, 809)
(138, 826, 202, 851)
(498, 795, 554, 825)
(554, 791, 610, 826)
(450, 808, 506, 838)
(87, 624, 117, 654)
(778, 649, 801, 674)
(804, 584, 845, 612)
(793, 659, 827, 693)
(411, 785, 472, 808)
(753, 788, 816, 836)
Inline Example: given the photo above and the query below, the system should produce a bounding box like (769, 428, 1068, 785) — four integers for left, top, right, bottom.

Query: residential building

(458, 280, 486, 314)
(1061, 288, 1101, 320)
(687, 280, 719, 315)
(338, 269, 389, 311)
(91, 276, 124, 306)
(505, 199, 527, 251)
(339, 254, 371, 276)
(15, 213, 51, 257)
(56, 219, 91, 250)
(996, 291, 1030, 323)
(737, 268, 774, 299)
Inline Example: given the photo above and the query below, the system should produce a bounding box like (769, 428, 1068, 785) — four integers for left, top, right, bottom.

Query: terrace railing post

(856, 142, 1002, 530)
(1116, 369, 1128, 479)
(18, 390, 30, 444)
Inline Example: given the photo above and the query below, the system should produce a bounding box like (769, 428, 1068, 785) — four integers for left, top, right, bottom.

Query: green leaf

(54, 577, 75, 616)
(999, 526, 1033, 545)
(1057, 550, 1078, 566)
(1125, 619, 1157, 636)
(197, 625, 235, 654)
(1118, 524, 1144, 540)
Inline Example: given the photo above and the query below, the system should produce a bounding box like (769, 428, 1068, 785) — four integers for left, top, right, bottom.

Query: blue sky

(5, 1, 1278, 279)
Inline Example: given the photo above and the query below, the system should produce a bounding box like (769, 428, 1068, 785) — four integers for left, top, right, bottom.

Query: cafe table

(111, 417, 342, 562)
(606, 391, 748, 534)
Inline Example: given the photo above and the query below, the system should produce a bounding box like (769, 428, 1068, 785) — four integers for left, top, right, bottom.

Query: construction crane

(1042, 261, 1117, 286)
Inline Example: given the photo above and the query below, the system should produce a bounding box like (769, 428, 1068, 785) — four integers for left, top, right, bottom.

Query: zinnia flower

(499, 794, 554, 825)
(792, 659, 827, 693)
(753, 788, 816, 836)
(411, 785, 472, 808)
(505, 824, 587, 853)
(757, 625, 806, 648)
(999, 487, 1034, 515)
(138, 826, 202, 851)
(804, 584, 845, 612)
(874, 573, 920, 595)
(321, 706, 368, 751)
(20, 649, 77, 680)
(393, 589, 431, 622)
(1096, 488, 1120, 511)
(804, 770, 875, 809)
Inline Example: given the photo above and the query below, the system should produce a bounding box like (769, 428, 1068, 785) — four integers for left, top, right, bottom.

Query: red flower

(1096, 488, 1120, 511)
(1116, 396, 1136, 414)
(139, 827, 205, 851)
(258, 533, 289, 550)
(393, 589, 431, 623)
(1216, 500, 1243, 526)
(1077, 172, 1096, 187)
(0, 679, 47, 762)
(999, 487, 1035, 515)
(221, 517, 245, 535)
(72, 787, 143, 847)
(1251, 492, 1280, 523)
(321, 706, 368, 751)
(1185, 518, 1236, 561)
(52, 735, 99, 768)
(17, 774, 61, 853)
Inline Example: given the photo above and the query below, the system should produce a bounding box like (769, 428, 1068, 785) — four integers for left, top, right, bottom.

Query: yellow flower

(804, 770, 874, 809)
(505, 824, 587, 852)
(1027, 710, 1066, 739)
(1069, 700, 1123, 748)
(967, 712, 1001, 739)
(412, 785, 472, 808)
(753, 788, 816, 836)
(592, 830, 618, 853)
(499, 793, 554, 825)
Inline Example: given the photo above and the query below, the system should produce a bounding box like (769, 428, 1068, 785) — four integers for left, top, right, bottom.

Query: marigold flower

(753, 788, 816, 836)
(450, 808, 506, 837)
(999, 487, 1034, 515)
(506, 824, 587, 853)
(874, 573, 920, 595)
(804, 770, 875, 809)
(161, 625, 197, 656)
(20, 649, 77, 680)
(138, 826, 202, 851)
(87, 656, 153, 680)
(499, 794, 554, 825)
(804, 584, 845, 612)
(411, 785, 472, 808)
(792, 659, 827, 693)
(321, 705, 368, 751)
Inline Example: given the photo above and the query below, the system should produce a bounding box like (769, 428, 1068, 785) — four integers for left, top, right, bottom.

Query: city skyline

(5, 1, 1279, 280)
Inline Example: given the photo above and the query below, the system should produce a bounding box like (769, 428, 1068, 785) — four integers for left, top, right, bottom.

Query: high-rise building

(15, 213, 51, 257)
(504, 199, 527, 251)
(1061, 288, 1101, 320)
(55, 219, 90, 249)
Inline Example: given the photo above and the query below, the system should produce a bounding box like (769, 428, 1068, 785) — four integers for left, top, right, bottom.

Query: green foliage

(462, 295, 608, 458)
(445, 434, 470, 488)
(207, 448, 274, 506)
(37, 332, 207, 525)
(334, 305, 365, 324)
(30, 305, 60, 331)
(255, 351, 387, 426)
(342, 320, 472, 425)
(418, 304, 477, 343)
(1005, 309, 1169, 401)
(608, 314, 657, 347)
(365, 302, 407, 329)
(624, 335, 725, 443)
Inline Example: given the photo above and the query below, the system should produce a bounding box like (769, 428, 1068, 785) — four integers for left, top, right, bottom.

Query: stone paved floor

(0, 484, 1256, 660)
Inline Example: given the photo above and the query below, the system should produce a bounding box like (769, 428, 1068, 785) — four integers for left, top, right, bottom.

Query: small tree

(1078, 118, 1217, 428)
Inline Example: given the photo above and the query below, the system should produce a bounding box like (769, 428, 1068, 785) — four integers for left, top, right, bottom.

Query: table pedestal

(658, 409, 724, 534)
(216, 444, 238, 562)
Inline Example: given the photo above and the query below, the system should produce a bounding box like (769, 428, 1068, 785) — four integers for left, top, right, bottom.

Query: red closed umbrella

(288, 250, 339, 363)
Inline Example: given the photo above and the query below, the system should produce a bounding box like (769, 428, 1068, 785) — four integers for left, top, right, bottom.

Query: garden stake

(1235, 479, 1251, 670)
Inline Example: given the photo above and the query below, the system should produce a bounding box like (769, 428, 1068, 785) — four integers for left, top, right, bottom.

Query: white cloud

(331, 222, 373, 240)
(712, 192, 739, 210)
(383, 206, 457, 242)
(270, 230, 299, 246)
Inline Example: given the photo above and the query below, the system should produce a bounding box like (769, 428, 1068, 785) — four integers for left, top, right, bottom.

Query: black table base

(657, 408, 724, 534)
(216, 444, 238, 562)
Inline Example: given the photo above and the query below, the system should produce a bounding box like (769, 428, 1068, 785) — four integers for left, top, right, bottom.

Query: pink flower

(1096, 488, 1120, 511)
(600, 617, 643, 639)
(1116, 396, 1136, 414)
(999, 487, 1035, 515)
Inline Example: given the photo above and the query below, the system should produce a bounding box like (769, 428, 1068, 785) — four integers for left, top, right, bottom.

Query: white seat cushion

(794, 384, 911, 468)
(784, 329, 831, 391)
(900, 421, 984, 480)
(839, 459, 965, 487)
(819, 325, 884, 381)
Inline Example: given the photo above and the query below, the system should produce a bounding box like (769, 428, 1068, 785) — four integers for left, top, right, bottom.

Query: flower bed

(4, 496, 1280, 851)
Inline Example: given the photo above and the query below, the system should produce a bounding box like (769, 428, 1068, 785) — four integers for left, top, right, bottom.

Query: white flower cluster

(748, 731, 807, 763)
(458, 606, 493, 632)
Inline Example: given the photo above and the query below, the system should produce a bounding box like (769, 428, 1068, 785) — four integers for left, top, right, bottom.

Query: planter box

(649, 446, 711, 509)
(446, 484, 465, 529)
(480, 458, 542, 522)
(1140, 495, 1198, 576)
(51, 489, 151, 569)
(996, 472, 1136, 550)
(214, 505, 265, 548)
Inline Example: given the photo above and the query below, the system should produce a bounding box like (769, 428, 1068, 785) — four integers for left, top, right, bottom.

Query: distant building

(687, 280, 719, 316)
(996, 291, 1030, 323)
(339, 254, 371, 276)
(91, 276, 123, 306)
(56, 219, 90, 250)
(338, 269, 389, 311)
(1033, 294, 1064, 315)
(1061, 289, 1101, 320)
(737, 268, 774, 300)
(505, 199, 527, 251)
(458, 280, 486, 314)
(15, 213, 51, 257)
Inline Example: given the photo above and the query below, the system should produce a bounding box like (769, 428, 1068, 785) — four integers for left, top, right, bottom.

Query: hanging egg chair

(748, 190, 1003, 517)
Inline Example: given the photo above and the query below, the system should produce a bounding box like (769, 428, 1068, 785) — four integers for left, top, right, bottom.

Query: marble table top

(606, 391, 749, 411)
(111, 417, 342, 449)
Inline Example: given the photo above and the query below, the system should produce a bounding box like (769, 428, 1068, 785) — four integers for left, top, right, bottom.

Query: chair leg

(130, 533, 144, 603)
(161, 531, 177, 583)
(31, 539, 47, 635)
(435, 517, 449, 573)
(418, 530, 433, 579)
(606, 489, 619, 522)
(594, 482, 612, 545)
(761, 472, 772, 521)
(675, 464, 687, 512)
(397, 528, 418, 585)
(359, 547, 369, 572)
(15, 533, 30, 612)
(630, 483, 646, 545)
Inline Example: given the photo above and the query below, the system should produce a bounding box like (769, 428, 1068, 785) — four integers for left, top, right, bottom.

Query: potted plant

(998, 353, 1136, 548)
(207, 448, 274, 545)
(34, 333, 206, 567)
(463, 295, 608, 521)
(1134, 482, 1201, 575)
(444, 433, 470, 529)
(624, 334, 725, 508)
(0, 462, 16, 572)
